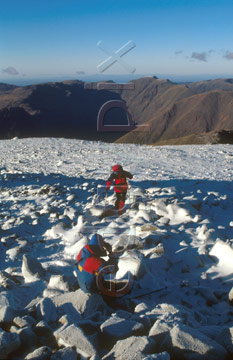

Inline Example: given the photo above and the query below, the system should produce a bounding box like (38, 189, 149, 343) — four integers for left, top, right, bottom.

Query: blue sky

(1, 0, 233, 84)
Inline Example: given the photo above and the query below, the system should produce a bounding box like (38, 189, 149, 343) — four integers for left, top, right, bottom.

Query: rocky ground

(0, 138, 233, 359)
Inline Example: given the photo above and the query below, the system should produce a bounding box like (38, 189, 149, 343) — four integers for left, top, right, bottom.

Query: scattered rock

(102, 336, 155, 360)
(43, 288, 64, 298)
(48, 275, 70, 291)
(58, 313, 99, 338)
(100, 314, 144, 342)
(26, 296, 43, 314)
(6, 246, 21, 261)
(17, 326, 38, 351)
(141, 244, 164, 257)
(53, 289, 107, 318)
(0, 329, 20, 359)
(0, 289, 23, 311)
(198, 325, 222, 340)
(150, 303, 200, 327)
(208, 240, 233, 279)
(34, 321, 53, 337)
(13, 315, 37, 328)
(54, 324, 96, 358)
(58, 314, 73, 326)
(140, 224, 158, 232)
(143, 353, 170, 360)
(161, 324, 227, 360)
(0, 306, 19, 324)
(89, 355, 101, 360)
(229, 287, 233, 305)
(196, 286, 218, 305)
(134, 302, 150, 314)
(135, 209, 156, 222)
(78, 319, 99, 336)
(67, 194, 75, 202)
(50, 347, 78, 360)
(25, 346, 52, 360)
(215, 326, 233, 355)
(0, 271, 19, 288)
(36, 321, 57, 349)
(22, 254, 46, 282)
(133, 314, 151, 330)
(63, 207, 77, 220)
(115, 309, 132, 319)
(146, 303, 199, 328)
(36, 297, 57, 323)
(149, 320, 171, 346)
(9, 325, 18, 333)
(57, 302, 82, 323)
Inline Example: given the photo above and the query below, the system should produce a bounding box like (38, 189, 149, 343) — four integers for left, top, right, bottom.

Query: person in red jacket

(75, 233, 117, 294)
(106, 164, 133, 213)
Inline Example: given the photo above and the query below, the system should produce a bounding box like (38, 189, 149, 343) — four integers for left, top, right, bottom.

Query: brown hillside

(153, 130, 233, 145)
(116, 89, 233, 145)
(119, 77, 194, 126)
(188, 78, 233, 94)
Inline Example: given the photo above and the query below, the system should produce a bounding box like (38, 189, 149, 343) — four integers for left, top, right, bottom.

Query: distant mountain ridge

(0, 83, 18, 92)
(188, 78, 233, 94)
(0, 77, 233, 144)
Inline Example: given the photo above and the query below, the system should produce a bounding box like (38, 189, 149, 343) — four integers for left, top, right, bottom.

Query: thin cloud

(2, 66, 19, 75)
(175, 50, 183, 55)
(76, 71, 85, 75)
(223, 51, 233, 60)
(191, 52, 207, 62)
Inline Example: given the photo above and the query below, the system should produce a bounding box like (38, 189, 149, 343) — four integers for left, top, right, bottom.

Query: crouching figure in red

(75, 234, 117, 294)
(106, 164, 133, 214)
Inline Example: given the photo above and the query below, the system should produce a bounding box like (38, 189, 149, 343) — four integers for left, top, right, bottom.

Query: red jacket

(106, 165, 133, 193)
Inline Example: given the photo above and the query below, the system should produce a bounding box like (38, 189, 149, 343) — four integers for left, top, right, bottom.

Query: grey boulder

(53, 288, 107, 318)
(22, 254, 46, 282)
(25, 346, 52, 360)
(54, 324, 96, 358)
(161, 324, 227, 360)
(13, 315, 37, 328)
(0, 306, 18, 324)
(50, 347, 78, 360)
(143, 353, 170, 360)
(100, 315, 144, 341)
(102, 336, 155, 360)
(229, 287, 233, 305)
(215, 326, 233, 355)
(17, 326, 38, 351)
(36, 297, 57, 323)
(0, 329, 20, 359)
(149, 320, 172, 347)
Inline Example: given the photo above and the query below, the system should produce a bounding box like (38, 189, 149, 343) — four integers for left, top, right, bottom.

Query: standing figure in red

(106, 164, 133, 214)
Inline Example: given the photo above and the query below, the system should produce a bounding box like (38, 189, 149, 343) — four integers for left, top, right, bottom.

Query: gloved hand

(106, 258, 119, 272)
(114, 263, 119, 273)
(103, 241, 112, 253)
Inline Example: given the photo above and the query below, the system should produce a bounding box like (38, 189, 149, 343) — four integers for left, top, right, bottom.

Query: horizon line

(1, 73, 233, 87)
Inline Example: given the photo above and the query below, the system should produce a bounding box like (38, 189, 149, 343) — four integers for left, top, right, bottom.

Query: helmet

(112, 164, 123, 172)
(89, 234, 104, 251)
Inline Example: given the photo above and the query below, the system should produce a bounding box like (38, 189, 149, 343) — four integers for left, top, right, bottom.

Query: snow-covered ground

(0, 137, 233, 359)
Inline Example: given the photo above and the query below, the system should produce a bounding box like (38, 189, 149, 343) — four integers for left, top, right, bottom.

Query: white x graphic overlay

(97, 40, 136, 73)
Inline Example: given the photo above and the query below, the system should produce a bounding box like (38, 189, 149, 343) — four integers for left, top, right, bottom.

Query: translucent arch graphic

(97, 100, 136, 132)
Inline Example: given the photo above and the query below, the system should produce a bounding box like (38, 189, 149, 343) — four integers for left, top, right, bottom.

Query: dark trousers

(115, 192, 126, 211)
